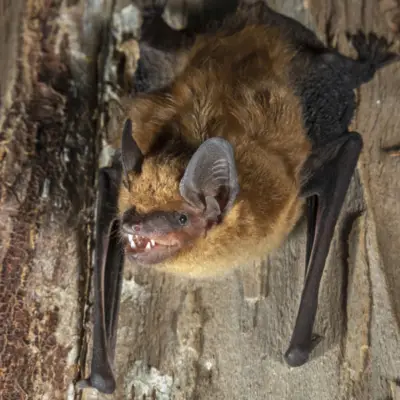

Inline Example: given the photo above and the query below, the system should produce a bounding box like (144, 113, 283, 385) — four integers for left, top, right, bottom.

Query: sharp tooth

(128, 234, 136, 249)
(150, 240, 155, 246)
(145, 242, 151, 250)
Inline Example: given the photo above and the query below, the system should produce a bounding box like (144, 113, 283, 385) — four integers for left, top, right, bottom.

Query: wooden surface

(0, 0, 111, 398)
(1, 0, 400, 399)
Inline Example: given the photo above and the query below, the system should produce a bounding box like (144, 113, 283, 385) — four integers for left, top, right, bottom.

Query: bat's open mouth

(123, 234, 181, 264)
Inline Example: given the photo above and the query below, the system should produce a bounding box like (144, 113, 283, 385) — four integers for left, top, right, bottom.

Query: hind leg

(318, 31, 400, 89)
(348, 31, 397, 65)
(349, 31, 400, 85)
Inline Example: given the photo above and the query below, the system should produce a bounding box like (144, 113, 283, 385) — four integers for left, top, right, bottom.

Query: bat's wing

(77, 165, 124, 394)
(284, 133, 363, 367)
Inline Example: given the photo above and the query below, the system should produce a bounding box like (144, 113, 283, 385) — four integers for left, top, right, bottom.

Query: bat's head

(118, 119, 239, 266)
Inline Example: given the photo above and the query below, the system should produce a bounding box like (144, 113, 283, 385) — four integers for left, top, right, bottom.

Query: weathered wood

(308, 1, 400, 397)
(1, 0, 400, 399)
(85, 1, 400, 399)
(0, 0, 112, 398)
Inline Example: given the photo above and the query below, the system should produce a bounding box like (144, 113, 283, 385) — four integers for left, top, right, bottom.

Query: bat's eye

(178, 213, 188, 226)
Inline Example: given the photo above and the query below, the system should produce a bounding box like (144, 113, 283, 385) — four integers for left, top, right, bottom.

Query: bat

(77, 1, 400, 394)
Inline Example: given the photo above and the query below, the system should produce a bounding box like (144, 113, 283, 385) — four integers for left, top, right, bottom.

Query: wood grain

(0, 0, 110, 398)
(1, 0, 399, 398)
(90, 1, 400, 399)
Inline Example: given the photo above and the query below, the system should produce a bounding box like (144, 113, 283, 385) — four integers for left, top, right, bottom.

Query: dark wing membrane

(77, 166, 124, 394)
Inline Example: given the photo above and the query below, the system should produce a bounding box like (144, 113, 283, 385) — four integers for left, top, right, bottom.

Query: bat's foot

(346, 31, 400, 68)
(284, 334, 322, 367)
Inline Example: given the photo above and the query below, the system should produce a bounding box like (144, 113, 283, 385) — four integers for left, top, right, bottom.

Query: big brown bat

(78, 1, 400, 394)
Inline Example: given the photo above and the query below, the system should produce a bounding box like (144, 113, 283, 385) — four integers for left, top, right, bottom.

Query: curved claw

(347, 30, 400, 67)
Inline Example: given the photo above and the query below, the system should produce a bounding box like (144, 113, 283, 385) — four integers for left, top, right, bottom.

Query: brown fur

(118, 24, 311, 277)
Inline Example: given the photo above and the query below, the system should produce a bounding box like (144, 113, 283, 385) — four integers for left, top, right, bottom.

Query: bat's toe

(348, 30, 398, 67)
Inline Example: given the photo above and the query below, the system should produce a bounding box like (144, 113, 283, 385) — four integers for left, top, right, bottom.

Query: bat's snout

(121, 220, 142, 235)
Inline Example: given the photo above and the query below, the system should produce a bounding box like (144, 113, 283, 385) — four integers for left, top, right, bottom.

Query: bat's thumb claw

(75, 378, 92, 390)
(284, 334, 322, 367)
(284, 346, 310, 367)
(75, 374, 116, 394)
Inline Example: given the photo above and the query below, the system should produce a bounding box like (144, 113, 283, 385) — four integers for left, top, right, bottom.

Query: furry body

(118, 25, 311, 276)
(79, 3, 400, 393)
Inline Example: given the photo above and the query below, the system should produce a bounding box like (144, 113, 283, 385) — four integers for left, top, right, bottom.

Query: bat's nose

(121, 208, 143, 234)
(121, 221, 142, 234)
(132, 222, 142, 233)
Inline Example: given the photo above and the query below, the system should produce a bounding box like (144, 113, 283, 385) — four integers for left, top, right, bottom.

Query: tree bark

(1, 1, 400, 399)
(0, 0, 111, 398)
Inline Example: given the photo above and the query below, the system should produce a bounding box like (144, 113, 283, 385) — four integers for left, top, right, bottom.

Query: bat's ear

(179, 138, 239, 221)
(121, 119, 143, 176)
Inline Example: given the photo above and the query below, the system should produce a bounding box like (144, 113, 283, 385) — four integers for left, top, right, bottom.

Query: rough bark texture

(0, 0, 112, 398)
(1, 0, 400, 399)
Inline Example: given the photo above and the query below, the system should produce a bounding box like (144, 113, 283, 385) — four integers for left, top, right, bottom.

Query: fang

(145, 242, 151, 250)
